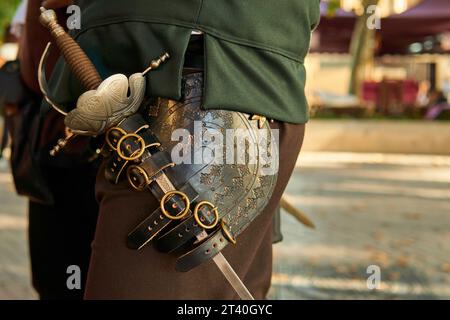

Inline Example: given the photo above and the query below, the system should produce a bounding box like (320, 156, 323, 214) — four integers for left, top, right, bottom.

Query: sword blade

(196, 231, 254, 300)
(213, 252, 255, 300)
(153, 173, 253, 300)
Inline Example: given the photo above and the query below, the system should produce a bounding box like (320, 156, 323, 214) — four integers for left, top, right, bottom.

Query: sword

(39, 7, 254, 300)
(152, 172, 254, 300)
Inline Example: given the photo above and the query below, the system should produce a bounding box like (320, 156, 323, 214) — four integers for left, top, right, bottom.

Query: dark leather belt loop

(127, 183, 199, 250)
(105, 114, 161, 184)
(104, 114, 152, 154)
(140, 151, 173, 181)
(127, 207, 172, 250)
(139, 130, 160, 149)
(156, 199, 220, 253)
(175, 227, 230, 272)
(105, 153, 128, 184)
(119, 113, 149, 132)
(155, 214, 204, 253)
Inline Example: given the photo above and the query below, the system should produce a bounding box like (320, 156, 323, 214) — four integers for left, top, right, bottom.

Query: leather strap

(175, 227, 230, 272)
(156, 198, 219, 253)
(118, 113, 148, 132)
(104, 113, 234, 270)
(155, 216, 204, 253)
(105, 153, 128, 184)
(104, 115, 159, 184)
(137, 151, 174, 185)
(127, 183, 199, 250)
(101, 76, 243, 272)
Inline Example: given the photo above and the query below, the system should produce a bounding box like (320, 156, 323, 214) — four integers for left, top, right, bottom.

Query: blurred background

(1, 0, 450, 299)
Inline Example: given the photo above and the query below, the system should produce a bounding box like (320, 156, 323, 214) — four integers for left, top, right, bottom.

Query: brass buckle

(193, 201, 219, 230)
(221, 220, 236, 245)
(117, 133, 147, 161)
(160, 190, 190, 220)
(127, 165, 150, 191)
(105, 127, 127, 151)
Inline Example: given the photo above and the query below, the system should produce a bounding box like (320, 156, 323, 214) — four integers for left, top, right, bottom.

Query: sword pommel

(39, 7, 65, 37)
(39, 7, 56, 25)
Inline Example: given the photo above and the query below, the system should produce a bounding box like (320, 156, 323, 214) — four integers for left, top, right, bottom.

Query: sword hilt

(39, 7, 102, 90)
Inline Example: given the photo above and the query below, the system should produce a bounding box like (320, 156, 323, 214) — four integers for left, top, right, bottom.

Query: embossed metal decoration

(143, 73, 279, 237)
(64, 73, 146, 135)
(38, 40, 169, 137)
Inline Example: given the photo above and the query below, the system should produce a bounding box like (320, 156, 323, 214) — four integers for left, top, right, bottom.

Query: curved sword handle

(39, 7, 102, 90)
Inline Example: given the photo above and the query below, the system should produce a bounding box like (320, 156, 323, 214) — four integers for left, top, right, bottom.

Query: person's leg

(28, 166, 98, 299)
(84, 121, 304, 299)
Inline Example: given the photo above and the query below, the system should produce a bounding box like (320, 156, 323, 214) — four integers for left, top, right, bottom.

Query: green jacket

(48, 0, 321, 124)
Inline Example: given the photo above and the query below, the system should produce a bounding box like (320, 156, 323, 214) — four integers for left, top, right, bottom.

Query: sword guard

(49, 128, 76, 157)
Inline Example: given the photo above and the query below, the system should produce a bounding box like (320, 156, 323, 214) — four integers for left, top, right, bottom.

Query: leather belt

(127, 183, 199, 250)
(176, 225, 232, 272)
(103, 112, 234, 272)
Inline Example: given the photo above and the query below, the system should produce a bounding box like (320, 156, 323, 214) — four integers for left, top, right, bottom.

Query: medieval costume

(39, 0, 321, 299)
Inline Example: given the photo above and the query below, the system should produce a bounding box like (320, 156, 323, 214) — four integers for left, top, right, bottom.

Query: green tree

(327, 0, 379, 95)
(348, 0, 379, 95)
(0, 0, 22, 41)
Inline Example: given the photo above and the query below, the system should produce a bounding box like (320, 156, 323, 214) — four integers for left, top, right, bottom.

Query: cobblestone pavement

(1, 152, 449, 300)
(270, 152, 450, 300)
(0, 159, 36, 299)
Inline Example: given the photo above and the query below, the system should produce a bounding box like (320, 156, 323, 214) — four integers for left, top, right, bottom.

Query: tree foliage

(0, 0, 22, 41)
(326, 0, 342, 16)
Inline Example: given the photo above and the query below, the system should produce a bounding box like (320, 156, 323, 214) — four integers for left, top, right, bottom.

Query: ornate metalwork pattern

(144, 73, 279, 237)
(64, 73, 146, 135)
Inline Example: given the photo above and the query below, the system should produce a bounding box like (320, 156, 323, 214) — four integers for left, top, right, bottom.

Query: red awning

(313, 0, 450, 55)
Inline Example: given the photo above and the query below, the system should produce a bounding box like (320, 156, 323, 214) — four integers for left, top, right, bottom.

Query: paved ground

(270, 152, 450, 300)
(1, 152, 449, 300)
(0, 158, 36, 299)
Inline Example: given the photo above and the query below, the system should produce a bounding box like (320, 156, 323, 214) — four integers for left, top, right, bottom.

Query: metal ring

(117, 133, 146, 161)
(127, 165, 151, 191)
(160, 190, 190, 220)
(145, 142, 161, 149)
(127, 162, 174, 191)
(221, 220, 236, 245)
(105, 127, 127, 151)
(135, 124, 150, 133)
(193, 201, 219, 230)
(151, 162, 175, 179)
